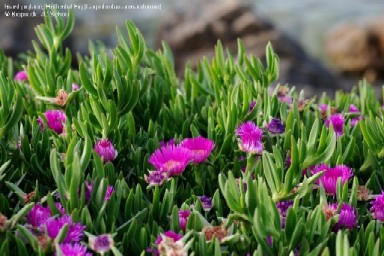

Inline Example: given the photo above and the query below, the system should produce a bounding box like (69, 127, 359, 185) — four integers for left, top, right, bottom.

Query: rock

(325, 17, 384, 81)
(156, 0, 340, 95)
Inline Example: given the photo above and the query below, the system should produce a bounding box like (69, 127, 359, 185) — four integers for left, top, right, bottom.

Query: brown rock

(325, 17, 384, 81)
(156, 0, 339, 94)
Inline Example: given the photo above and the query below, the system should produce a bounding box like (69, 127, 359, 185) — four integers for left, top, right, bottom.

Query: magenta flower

(325, 203, 358, 231)
(370, 192, 384, 221)
(312, 164, 353, 195)
(94, 138, 117, 163)
(27, 204, 51, 228)
(44, 110, 66, 134)
(57, 243, 92, 256)
(179, 136, 215, 163)
(349, 104, 361, 126)
(145, 170, 169, 187)
(54, 203, 65, 215)
(199, 196, 213, 211)
(276, 201, 293, 228)
(44, 215, 85, 243)
(89, 234, 114, 254)
(14, 70, 28, 81)
(149, 144, 192, 176)
(325, 114, 344, 137)
(236, 121, 263, 155)
(178, 210, 191, 230)
(266, 118, 285, 134)
(72, 83, 80, 91)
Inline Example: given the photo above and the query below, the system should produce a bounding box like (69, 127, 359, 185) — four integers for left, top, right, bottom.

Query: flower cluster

(26, 204, 87, 253)
(145, 136, 214, 186)
(311, 164, 353, 195)
(370, 192, 384, 221)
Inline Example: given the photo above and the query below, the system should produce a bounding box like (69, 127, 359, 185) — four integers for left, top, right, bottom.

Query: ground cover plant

(1, 9, 384, 256)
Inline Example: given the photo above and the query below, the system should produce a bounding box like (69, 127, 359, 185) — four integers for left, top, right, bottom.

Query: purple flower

(94, 138, 117, 163)
(145, 170, 169, 187)
(178, 210, 191, 230)
(236, 121, 263, 155)
(89, 234, 114, 254)
(319, 104, 329, 113)
(370, 192, 384, 221)
(276, 201, 293, 228)
(149, 144, 193, 176)
(72, 83, 80, 91)
(325, 203, 358, 231)
(266, 118, 285, 134)
(14, 70, 28, 81)
(312, 164, 353, 195)
(27, 204, 51, 228)
(349, 104, 361, 126)
(44, 215, 85, 243)
(84, 181, 114, 202)
(149, 231, 184, 256)
(248, 101, 256, 113)
(325, 114, 344, 137)
(57, 243, 92, 256)
(44, 110, 66, 134)
(179, 136, 215, 163)
(199, 196, 213, 211)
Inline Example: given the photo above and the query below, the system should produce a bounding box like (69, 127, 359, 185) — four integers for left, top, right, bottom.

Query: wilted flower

(27, 204, 51, 228)
(178, 210, 191, 230)
(14, 70, 28, 81)
(23, 191, 36, 204)
(235, 121, 263, 155)
(44, 215, 85, 243)
(179, 136, 215, 163)
(149, 145, 192, 176)
(325, 114, 344, 137)
(370, 192, 384, 221)
(145, 170, 169, 187)
(57, 243, 92, 256)
(312, 164, 353, 195)
(89, 234, 114, 254)
(202, 225, 228, 243)
(94, 138, 118, 163)
(357, 186, 371, 201)
(324, 203, 357, 231)
(148, 231, 184, 256)
(199, 196, 213, 211)
(0, 214, 8, 231)
(276, 201, 293, 228)
(44, 110, 66, 134)
(319, 104, 329, 119)
(266, 118, 285, 134)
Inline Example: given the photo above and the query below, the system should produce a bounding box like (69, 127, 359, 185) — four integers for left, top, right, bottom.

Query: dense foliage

(1, 10, 384, 256)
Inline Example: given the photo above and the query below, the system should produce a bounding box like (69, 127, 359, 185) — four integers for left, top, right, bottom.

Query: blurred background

(1, 0, 384, 97)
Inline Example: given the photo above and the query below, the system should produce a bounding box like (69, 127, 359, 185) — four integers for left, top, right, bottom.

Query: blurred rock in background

(325, 18, 384, 82)
(156, 0, 339, 97)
